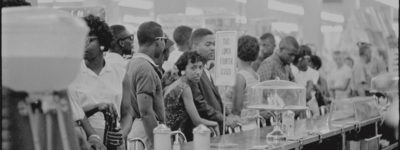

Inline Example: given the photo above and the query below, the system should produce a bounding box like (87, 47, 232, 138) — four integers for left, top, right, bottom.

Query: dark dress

(164, 79, 194, 141)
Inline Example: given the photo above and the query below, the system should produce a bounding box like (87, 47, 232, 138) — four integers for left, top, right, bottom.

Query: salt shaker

(153, 124, 171, 150)
(193, 124, 211, 150)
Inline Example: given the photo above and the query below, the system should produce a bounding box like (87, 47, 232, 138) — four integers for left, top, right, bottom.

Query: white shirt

(104, 52, 128, 71)
(328, 64, 352, 99)
(69, 95, 86, 121)
(291, 65, 319, 87)
(162, 49, 183, 71)
(68, 61, 124, 129)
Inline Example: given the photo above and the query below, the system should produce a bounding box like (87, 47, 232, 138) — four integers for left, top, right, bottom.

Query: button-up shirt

(257, 54, 295, 82)
(68, 61, 124, 129)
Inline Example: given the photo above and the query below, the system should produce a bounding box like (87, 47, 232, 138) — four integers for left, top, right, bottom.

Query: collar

(80, 60, 113, 76)
(131, 52, 158, 67)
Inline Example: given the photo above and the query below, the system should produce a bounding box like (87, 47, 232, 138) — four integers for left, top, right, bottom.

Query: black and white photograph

(2, 0, 399, 150)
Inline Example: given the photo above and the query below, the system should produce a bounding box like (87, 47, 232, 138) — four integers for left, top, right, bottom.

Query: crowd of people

(64, 13, 389, 150)
(2, 2, 391, 149)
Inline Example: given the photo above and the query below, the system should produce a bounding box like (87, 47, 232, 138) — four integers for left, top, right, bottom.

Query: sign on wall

(215, 31, 237, 86)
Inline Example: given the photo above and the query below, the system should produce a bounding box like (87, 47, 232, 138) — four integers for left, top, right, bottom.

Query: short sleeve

(136, 65, 157, 97)
(67, 87, 85, 121)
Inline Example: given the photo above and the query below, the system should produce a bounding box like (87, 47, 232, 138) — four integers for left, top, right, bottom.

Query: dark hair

(110, 25, 127, 39)
(173, 25, 193, 47)
(175, 51, 207, 76)
(293, 45, 312, 65)
(260, 33, 275, 40)
(83, 14, 113, 51)
(137, 21, 163, 46)
(2, 0, 31, 8)
(279, 36, 299, 50)
(310, 55, 322, 70)
(238, 35, 259, 62)
(110, 24, 128, 48)
(189, 28, 213, 47)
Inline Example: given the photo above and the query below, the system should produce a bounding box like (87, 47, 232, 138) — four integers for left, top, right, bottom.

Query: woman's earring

(100, 46, 105, 51)
(181, 71, 185, 76)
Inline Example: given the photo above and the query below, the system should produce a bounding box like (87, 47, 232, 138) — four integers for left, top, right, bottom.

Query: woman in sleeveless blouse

(163, 51, 218, 141)
(223, 35, 261, 131)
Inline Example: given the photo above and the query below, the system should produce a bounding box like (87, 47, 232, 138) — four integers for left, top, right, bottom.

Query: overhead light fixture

(268, 0, 304, 15)
(376, 0, 399, 9)
(185, 7, 204, 16)
(321, 11, 345, 23)
(119, 0, 153, 10)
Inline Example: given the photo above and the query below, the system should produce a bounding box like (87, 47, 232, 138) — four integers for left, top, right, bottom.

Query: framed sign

(215, 31, 237, 86)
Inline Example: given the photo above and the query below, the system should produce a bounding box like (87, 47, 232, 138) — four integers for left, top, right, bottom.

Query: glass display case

(247, 80, 307, 109)
(246, 80, 307, 147)
(330, 97, 380, 127)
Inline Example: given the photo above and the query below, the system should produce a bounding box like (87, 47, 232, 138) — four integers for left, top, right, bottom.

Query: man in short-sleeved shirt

(120, 21, 166, 150)
(257, 36, 299, 82)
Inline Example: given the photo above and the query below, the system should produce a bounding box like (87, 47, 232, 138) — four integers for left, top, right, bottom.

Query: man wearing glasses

(120, 21, 167, 150)
(105, 25, 134, 71)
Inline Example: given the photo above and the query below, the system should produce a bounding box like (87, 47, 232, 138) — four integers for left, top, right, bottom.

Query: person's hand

(210, 125, 220, 136)
(225, 115, 240, 127)
(106, 129, 124, 147)
(88, 135, 106, 150)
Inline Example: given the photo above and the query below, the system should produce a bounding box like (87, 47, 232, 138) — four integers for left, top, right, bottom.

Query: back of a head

(110, 25, 127, 39)
(238, 35, 259, 62)
(110, 24, 127, 48)
(173, 25, 193, 47)
(260, 33, 275, 41)
(189, 28, 213, 48)
(83, 14, 113, 51)
(279, 36, 299, 50)
(137, 21, 163, 46)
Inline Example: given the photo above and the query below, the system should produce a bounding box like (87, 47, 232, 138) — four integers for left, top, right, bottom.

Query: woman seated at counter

(223, 35, 261, 131)
(163, 51, 218, 141)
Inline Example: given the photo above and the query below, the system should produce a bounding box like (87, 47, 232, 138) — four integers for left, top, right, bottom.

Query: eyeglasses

(155, 36, 168, 44)
(119, 35, 134, 41)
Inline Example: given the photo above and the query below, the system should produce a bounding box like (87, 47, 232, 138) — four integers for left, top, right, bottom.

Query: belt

(75, 120, 83, 127)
